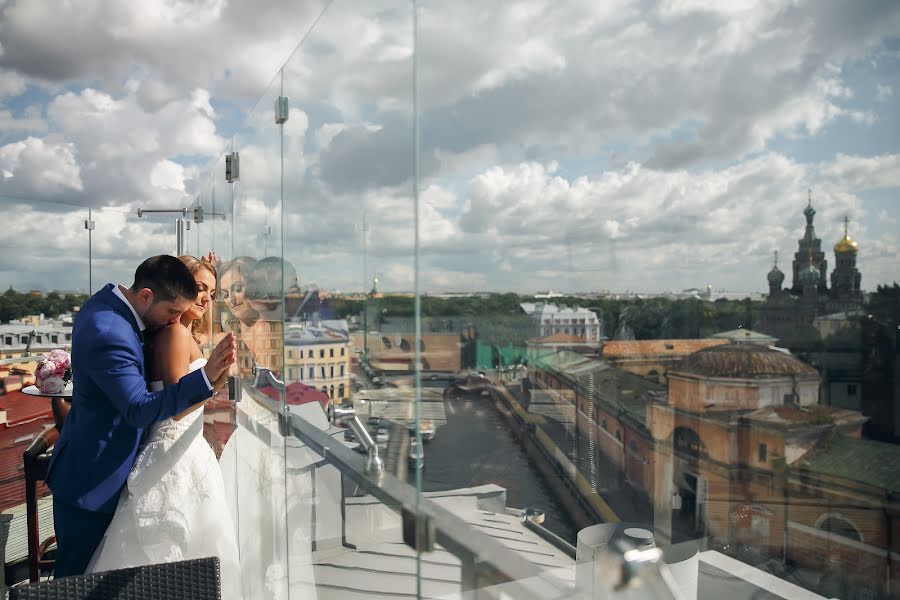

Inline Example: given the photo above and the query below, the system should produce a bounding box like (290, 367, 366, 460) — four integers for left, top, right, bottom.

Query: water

(420, 389, 578, 544)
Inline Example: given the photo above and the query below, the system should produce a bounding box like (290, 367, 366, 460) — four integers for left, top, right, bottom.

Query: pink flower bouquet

(34, 349, 72, 394)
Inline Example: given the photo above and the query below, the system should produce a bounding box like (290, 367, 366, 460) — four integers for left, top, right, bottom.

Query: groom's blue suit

(47, 283, 212, 577)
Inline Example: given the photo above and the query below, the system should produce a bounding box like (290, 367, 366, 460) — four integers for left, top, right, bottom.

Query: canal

(419, 387, 578, 544)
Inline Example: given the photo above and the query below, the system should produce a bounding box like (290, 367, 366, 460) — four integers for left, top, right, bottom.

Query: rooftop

(711, 329, 778, 344)
(671, 344, 818, 380)
(528, 333, 592, 344)
(743, 405, 867, 430)
(799, 434, 900, 493)
(602, 338, 728, 357)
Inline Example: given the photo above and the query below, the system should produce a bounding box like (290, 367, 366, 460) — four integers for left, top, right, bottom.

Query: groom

(47, 255, 236, 577)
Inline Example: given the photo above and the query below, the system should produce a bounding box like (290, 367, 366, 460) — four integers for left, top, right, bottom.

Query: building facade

(283, 320, 351, 404)
(520, 302, 603, 342)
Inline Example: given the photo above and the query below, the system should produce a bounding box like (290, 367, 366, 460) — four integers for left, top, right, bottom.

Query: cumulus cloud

(0, 86, 223, 208)
(0, 0, 898, 294)
(820, 153, 900, 190)
(0, 0, 328, 101)
(0, 136, 83, 196)
(876, 83, 894, 101)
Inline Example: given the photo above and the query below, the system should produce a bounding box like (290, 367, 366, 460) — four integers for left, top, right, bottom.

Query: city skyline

(0, 2, 898, 293)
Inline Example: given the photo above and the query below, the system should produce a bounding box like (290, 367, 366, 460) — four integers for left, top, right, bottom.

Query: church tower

(799, 249, 820, 305)
(829, 216, 862, 308)
(767, 250, 785, 298)
(791, 191, 827, 294)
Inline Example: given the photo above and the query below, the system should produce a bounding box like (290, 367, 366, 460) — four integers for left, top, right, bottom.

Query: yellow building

(283, 321, 351, 404)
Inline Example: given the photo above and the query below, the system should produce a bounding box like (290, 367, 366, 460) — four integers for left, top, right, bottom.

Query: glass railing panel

(228, 63, 292, 597)
(412, 3, 900, 599)
(279, 0, 417, 595)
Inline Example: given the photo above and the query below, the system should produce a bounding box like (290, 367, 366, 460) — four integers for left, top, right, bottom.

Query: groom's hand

(204, 332, 236, 391)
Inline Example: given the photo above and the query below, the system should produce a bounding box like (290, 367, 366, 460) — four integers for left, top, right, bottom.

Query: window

(329, 385, 334, 398)
(615, 430, 622, 441)
(341, 347, 345, 356)
(602, 418, 608, 430)
(287, 350, 294, 359)
(66, 334, 71, 341)
(321, 366, 326, 378)
(308, 367, 314, 380)
(320, 349, 325, 358)
(847, 384, 858, 396)
(51, 335, 58, 343)
(330, 365, 334, 378)
(330, 348, 334, 357)
(3, 336, 11, 345)
(758, 443, 767, 463)
(340, 364, 345, 376)
(400, 339, 411, 352)
(818, 516, 862, 542)
(338, 383, 345, 398)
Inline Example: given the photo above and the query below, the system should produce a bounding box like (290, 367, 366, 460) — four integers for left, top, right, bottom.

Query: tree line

(0, 287, 87, 323)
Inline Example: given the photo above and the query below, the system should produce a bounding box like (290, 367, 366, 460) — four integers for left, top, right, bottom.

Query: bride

(87, 255, 241, 597)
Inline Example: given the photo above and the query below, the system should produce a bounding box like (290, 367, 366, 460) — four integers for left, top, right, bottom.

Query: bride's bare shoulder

(152, 323, 194, 350)
(153, 323, 194, 344)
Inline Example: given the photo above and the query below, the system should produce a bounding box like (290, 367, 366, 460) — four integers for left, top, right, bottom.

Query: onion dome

(800, 262, 820, 286)
(767, 265, 785, 286)
(834, 234, 859, 254)
(834, 217, 859, 254)
(767, 250, 784, 286)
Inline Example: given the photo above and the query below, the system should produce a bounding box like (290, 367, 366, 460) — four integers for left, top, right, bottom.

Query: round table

(22, 384, 72, 430)
(22, 384, 73, 398)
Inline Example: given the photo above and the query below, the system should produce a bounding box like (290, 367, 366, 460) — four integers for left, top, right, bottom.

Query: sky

(0, 0, 899, 295)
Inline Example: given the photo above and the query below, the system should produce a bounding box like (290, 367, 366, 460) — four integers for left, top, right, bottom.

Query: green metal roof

(800, 435, 900, 493)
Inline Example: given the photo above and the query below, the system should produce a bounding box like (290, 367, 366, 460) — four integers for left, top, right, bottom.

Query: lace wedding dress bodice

(88, 358, 240, 599)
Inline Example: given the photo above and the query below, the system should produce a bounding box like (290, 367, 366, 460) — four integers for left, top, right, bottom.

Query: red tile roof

(0, 419, 54, 512)
(0, 390, 54, 426)
(257, 381, 330, 409)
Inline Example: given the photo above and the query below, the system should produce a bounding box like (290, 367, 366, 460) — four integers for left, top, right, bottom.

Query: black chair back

(9, 556, 221, 600)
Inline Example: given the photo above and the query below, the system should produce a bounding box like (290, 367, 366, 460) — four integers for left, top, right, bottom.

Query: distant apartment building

(284, 320, 351, 404)
(520, 302, 602, 342)
(0, 318, 74, 361)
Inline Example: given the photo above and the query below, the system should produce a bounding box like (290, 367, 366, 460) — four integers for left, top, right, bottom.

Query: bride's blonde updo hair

(178, 255, 217, 344)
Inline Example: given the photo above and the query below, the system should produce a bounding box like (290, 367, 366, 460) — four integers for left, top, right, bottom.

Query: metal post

(176, 218, 185, 256)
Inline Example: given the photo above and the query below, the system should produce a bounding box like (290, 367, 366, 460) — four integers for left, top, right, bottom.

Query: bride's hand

(203, 332, 235, 391)
(202, 250, 218, 264)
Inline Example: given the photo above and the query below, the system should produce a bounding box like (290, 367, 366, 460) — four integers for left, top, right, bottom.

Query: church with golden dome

(759, 193, 864, 342)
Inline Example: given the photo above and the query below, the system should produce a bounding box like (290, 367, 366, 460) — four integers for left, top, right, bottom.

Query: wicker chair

(23, 427, 59, 582)
(9, 556, 221, 600)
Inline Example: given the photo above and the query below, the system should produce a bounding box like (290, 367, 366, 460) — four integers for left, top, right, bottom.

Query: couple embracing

(47, 255, 241, 597)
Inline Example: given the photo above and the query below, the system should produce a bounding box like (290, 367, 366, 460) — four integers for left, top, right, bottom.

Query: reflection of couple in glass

(46, 255, 240, 598)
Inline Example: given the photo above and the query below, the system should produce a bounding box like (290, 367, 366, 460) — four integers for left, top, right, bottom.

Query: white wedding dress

(88, 358, 241, 599)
